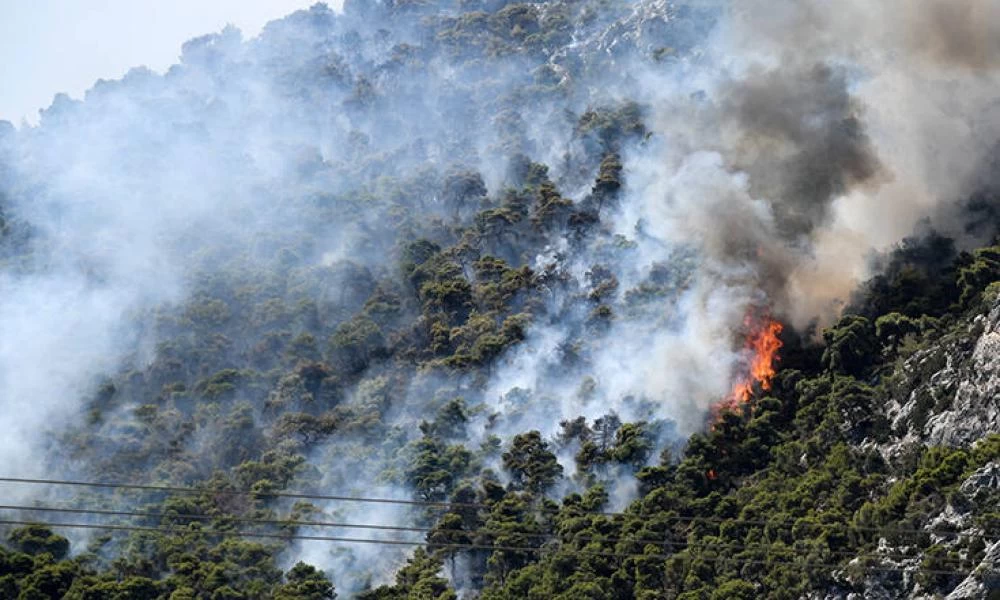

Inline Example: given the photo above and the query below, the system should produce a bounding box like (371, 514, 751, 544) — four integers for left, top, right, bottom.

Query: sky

(0, 0, 341, 126)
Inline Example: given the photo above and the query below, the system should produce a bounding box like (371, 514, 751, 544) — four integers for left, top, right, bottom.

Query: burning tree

(717, 312, 784, 416)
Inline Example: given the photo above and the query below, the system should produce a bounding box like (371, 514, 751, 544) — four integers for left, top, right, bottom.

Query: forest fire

(716, 314, 784, 415)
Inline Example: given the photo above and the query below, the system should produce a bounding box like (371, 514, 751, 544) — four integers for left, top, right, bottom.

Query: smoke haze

(1, 0, 998, 594)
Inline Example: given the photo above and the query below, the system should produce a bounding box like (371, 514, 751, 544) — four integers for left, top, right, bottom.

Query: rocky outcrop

(959, 461, 1000, 500)
(945, 541, 1000, 600)
(881, 300, 1000, 462)
(925, 302, 1000, 447)
(818, 301, 1000, 600)
(547, 0, 706, 67)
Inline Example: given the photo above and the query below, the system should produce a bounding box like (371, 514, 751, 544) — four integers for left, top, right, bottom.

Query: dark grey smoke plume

(719, 63, 881, 238)
(624, 0, 1000, 329)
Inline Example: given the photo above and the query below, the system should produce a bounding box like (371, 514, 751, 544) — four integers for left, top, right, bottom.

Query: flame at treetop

(719, 314, 784, 413)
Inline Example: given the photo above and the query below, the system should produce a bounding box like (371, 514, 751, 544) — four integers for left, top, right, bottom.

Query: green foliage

(854, 232, 963, 318)
(194, 369, 245, 400)
(958, 245, 1000, 306)
(575, 102, 647, 153)
(531, 181, 574, 231)
(821, 315, 876, 377)
(8, 526, 69, 560)
(592, 153, 623, 209)
(329, 315, 387, 375)
(406, 434, 476, 502)
(274, 562, 336, 599)
(875, 312, 920, 353)
(710, 580, 757, 600)
(502, 431, 563, 493)
(359, 549, 456, 600)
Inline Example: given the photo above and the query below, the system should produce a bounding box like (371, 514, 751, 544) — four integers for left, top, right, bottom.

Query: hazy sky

(0, 0, 341, 125)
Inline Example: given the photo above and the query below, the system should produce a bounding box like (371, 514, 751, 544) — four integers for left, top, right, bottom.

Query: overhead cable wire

(1, 476, 996, 539)
(0, 503, 989, 568)
(0, 476, 478, 510)
(0, 518, 988, 579)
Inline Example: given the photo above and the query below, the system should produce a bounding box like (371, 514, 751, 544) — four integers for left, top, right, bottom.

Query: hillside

(0, 1, 999, 599)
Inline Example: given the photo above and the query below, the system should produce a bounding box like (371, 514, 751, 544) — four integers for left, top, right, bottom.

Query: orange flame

(720, 314, 784, 412)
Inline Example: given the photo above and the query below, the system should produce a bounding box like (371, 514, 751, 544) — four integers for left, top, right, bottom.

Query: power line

(0, 476, 469, 511)
(0, 518, 987, 579)
(2, 476, 996, 539)
(0, 502, 619, 548)
(0, 503, 426, 536)
(0, 503, 986, 568)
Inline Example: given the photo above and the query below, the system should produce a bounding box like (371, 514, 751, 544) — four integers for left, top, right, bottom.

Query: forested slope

(0, 1, 999, 598)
